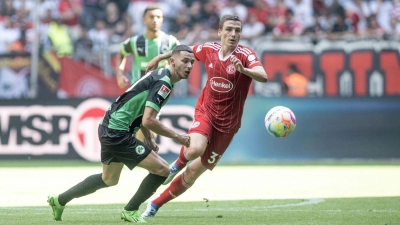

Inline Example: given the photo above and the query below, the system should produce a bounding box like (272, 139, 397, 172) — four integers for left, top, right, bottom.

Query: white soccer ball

(265, 106, 296, 138)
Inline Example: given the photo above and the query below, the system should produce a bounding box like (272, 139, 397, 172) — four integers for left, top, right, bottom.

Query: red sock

(152, 174, 191, 207)
(176, 146, 189, 169)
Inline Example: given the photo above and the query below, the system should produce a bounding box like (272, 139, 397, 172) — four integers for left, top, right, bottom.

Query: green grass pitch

(0, 160, 399, 225)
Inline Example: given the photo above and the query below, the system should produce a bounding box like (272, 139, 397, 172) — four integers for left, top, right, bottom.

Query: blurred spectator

(269, 0, 288, 30)
(103, 1, 132, 43)
(390, 0, 400, 39)
(286, 0, 314, 28)
(47, 18, 73, 57)
(0, 0, 17, 18)
(220, 0, 248, 22)
(199, 0, 220, 39)
(73, 27, 93, 61)
(169, 9, 191, 40)
(247, 0, 270, 28)
(360, 15, 385, 39)
(242, 13, 266, 40)
(0, 55, 30, 99)
(87, 19, 109, 50)
(303, 12, 327, 43)
(80, 0, 108, 30)
(0, 16, 21, 54)
(273, 8, 303, 40)
(282, 64, 309, 97)
(329, 11, 352, 40)
(58, 0, 83, 42)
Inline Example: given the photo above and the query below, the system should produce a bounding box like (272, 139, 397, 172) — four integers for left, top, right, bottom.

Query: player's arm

(230, 55, 268, 83)
(146, 46, 194, 73)
(116, 50, 130, 88)
(142, 106, 190, 148)
(140, 125, 159, 153)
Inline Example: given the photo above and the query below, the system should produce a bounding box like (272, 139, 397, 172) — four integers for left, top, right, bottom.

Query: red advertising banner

(58, 57, 124, 98)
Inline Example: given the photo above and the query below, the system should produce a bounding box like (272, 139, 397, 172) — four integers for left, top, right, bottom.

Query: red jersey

(193, 42, 262, 133)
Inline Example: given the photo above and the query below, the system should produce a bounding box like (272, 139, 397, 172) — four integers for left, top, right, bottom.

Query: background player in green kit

(115, 4, 180, 142)
(47, 45, 195, 223)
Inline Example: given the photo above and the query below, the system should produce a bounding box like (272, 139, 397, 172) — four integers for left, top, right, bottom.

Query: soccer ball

(265, 106, 296, 138)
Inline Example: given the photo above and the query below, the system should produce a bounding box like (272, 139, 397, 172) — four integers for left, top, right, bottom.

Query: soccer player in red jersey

(142, 14, 268, 218)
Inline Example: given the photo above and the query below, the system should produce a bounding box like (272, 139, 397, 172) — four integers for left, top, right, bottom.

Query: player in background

(141, 14, 268, 218)
(115, 4, 180, 142)
(47, 45, 194, 223)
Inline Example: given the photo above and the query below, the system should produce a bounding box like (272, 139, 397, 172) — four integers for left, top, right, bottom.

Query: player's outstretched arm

(142, 106, 190, 148)
(146, 46, 194, 73)
(230, 55, 268, 82)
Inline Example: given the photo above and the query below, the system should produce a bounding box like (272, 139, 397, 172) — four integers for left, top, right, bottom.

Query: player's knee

(150, 163, 169, 177)
(185, 146, 204, 160)
(102, 176, 119, 186)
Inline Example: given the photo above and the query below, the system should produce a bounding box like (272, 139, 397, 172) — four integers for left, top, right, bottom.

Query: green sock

(58, 173, 108, 206)
(124, 173, 166, 211)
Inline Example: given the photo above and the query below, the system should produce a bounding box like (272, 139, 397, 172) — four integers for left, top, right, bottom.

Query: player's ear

(218, 29, 221, 37)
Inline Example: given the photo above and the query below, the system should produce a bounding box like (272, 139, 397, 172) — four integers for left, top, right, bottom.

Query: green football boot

(121, 209, 147, 223)
(47, 195, 65, 221)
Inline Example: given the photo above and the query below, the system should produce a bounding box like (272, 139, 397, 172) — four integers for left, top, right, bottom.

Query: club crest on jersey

(226, 64, 236, 74)
(158, 85, 171, 99)
(196, 44, 203, 53)
(136, 145, 145, 155)
(191, 121, 200, 128)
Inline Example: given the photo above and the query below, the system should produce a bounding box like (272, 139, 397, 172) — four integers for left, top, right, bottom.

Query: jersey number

(207, 151, 221, 164)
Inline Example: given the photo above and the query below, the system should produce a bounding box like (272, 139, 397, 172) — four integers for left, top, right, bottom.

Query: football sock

(58, 173, 108, 206)
(152, 174, 191, 207)
(176, 146, 189, 169)
(124, 173, 167, 211)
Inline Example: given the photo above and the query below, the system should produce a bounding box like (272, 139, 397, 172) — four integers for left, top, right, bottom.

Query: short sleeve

(120, 38, 133, 56)
(145, 80, 172, 112)
(243, 47, 262, 69)
(193, 44, 206, 62)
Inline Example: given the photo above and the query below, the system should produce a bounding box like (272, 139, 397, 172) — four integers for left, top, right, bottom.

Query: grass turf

(1, 197, 399, 225)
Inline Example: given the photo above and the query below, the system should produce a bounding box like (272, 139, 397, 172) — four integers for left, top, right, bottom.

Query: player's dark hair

(171, 45, 193, 56)
(219, 14, 242, 29)
(143, 4, 162, 18)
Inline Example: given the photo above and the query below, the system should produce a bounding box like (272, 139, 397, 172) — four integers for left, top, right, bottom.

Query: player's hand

(145, 138, 159, 154)
(116, 73, 129, 88)
(230, 55, 245, 73)
(174, 134, 191, 148)
(146, 56, 160, 73)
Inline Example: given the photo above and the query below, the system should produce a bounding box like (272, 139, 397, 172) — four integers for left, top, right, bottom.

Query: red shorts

(188, 113, 235, 170)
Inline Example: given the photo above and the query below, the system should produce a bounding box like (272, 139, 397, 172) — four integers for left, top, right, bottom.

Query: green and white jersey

(121, 32, 180, 83)
(101, 68, 174, 133)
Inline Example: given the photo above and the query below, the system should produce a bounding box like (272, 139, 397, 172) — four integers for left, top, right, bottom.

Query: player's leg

(48, 163, 122, 221)
(143, 130, 235, 218)
(142, 157, 207, 218)
(121, 151, 169, 222)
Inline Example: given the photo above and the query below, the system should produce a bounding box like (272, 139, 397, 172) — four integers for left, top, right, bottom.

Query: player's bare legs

(162, 133, 208, 185)
(135, 129, 158, 142)
(142, 157, 207, 218)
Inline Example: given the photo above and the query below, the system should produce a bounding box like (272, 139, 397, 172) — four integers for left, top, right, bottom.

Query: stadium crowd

(0, 0, 399, 56)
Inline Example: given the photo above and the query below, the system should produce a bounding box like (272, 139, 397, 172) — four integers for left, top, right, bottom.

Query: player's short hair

(143, 4, 162, 18)
(171, 45, 193, 56)
(219, 14, 242, 29)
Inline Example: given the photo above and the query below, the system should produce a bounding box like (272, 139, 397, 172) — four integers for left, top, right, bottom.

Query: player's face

(173, 51, 195, 80)
(218, 20, 242, 48)
(144, 9, 163, 32)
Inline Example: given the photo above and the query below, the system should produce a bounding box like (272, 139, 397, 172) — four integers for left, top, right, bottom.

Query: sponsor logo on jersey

(136, 145, 145, 155)
(137, 47, 144, 53)
(158, 85, 171, 99)
(226, 64, 236, 74)
(210, 77, 233, 93)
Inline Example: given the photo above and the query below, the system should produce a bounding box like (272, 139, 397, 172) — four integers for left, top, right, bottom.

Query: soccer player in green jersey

(47, 45, 194, 223)
(115, 4, 180, 142)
